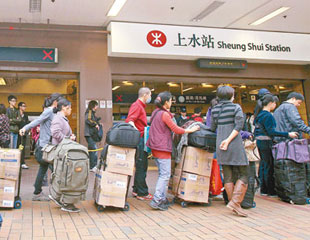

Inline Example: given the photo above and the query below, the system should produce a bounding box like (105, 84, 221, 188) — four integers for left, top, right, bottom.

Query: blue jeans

(153, 158, 171, 203)
(10, 132, 18, 149)
(133, 137, 149, 196)
(85, 136, 98, 169)
(34, 146, 50, 195)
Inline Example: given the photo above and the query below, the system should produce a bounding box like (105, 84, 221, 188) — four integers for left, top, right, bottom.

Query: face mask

(146, 96, 152, 104)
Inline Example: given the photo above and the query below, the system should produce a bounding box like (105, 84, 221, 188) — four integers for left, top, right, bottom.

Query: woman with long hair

(84, 100, 101, 171)
(146, 91, 199, 211)
(254, 94, 298, 196)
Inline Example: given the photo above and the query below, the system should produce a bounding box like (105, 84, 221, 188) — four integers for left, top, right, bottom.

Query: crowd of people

(0, 86, 309, 216)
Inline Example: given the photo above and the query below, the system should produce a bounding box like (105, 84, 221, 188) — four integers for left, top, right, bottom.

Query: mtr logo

(146, 30, 167, 47)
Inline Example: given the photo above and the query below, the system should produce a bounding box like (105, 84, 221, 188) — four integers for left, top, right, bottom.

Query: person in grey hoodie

(20, 93, 62, 201)
(273, 92, 310, 142)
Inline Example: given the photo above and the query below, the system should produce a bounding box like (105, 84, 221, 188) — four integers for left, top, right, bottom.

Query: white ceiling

(0, 0, 309, 33)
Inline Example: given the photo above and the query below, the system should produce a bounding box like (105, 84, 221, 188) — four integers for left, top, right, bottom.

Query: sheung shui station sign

(108, 22, 310, 64)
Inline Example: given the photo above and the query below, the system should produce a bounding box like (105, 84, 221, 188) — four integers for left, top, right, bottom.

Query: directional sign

(0, 47, 58, 63)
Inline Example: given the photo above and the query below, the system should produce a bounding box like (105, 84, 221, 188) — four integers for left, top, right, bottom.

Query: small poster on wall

(107, 100, 113, 109)
(100, 100, 106, 108)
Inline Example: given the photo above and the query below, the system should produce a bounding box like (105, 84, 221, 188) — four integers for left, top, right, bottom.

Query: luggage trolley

(14, 158, 23, 209)
(94, 144, 131, 212)
(0, 148, 23, 209)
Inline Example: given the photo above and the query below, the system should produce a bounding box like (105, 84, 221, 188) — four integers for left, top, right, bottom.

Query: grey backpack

(50, 138, 89, 203)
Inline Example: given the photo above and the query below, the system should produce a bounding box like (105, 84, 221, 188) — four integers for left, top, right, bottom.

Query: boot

(227, 180, 248, 217)
(224, 183, 234, 202)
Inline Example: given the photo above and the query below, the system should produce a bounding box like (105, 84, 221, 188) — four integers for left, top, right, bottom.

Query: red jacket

(125, 99, 147, 137)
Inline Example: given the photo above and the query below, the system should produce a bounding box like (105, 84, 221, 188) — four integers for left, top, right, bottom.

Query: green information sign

(197, 59, 247, 70)
(0, 47, 58, 63)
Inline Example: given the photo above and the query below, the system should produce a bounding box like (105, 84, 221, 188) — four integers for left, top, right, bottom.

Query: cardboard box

(105, 146, 135, 176)
(0, 179, 15, 208)
(178, 172, 210, 203)
(0, 149, 21, 180)
(176, 146, 213, 177)
(94, 170, 128, 208)
(168, 168, 183, 195)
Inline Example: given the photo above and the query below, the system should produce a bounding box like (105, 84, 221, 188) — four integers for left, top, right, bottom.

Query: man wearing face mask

(126, 87, 153, 201)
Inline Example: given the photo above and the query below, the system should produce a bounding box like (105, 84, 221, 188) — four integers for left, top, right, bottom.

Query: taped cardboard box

(178, 172, 210, 203)
(0, 179, 15, 208)
(94, 170, 128, 208)
(176, 146, 213, 177)
(105, 146, 135, 176)
(0, 149, 21, 181)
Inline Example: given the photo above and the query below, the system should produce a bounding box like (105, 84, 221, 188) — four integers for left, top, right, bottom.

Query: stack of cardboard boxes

(0, 149, 21, 208)
(169, 146, 213, 204)
(93, 145, 136, 208)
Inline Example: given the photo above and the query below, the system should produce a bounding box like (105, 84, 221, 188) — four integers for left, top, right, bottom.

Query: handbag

(90, 124, 103, 142)
(244, 139, 260, 162)
(209, 159, 223, 195)
(42, 143, 57, 163)
(272, 139, 310, 163)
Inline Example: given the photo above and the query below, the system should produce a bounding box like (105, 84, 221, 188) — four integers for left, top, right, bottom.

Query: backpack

(50, 138, 89, 203)
(188, 125, 216, 152)
(106, 123, 140, 148)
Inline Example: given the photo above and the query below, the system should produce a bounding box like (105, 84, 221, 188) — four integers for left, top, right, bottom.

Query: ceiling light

(191, 1, 225, 22)
(122, 81, 133, 86)
(112, 86, 120, 91)
(250, 7, 290, 26)
(151, 88, 155, 92)
(240, 85, 247, 89)
(0, 78, 6, 85)
(107, 0, 127, 17)
(167, 82, 179, 87)
(183, 87, 194, 92)
(201, 83, 214, 88)
(279, 86, 286, 90)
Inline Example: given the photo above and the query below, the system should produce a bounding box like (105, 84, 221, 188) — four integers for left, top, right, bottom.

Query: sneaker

(150, 200, 168, 211)
(32, 192, 50, 201)
(61, 204, 80, 213)
(163, 198, 173, 207)
(132, 191, 138, 197)
(90, 166, 98, 173)
(48, 195, 62, 207)
(136, 193, 153, 201)
(21, 164, 29, 169)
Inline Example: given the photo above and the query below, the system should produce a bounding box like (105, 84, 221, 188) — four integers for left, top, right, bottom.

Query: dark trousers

(33, 146, 50, 195)
(258, 147, 276, 195)
(17, 135, 26, 165)
(85, 136, 98, 169)
(133, 137, 149, 196)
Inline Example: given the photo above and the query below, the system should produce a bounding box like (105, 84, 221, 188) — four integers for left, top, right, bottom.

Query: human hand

(220, 139, 230, 151)
(70, 134, 76, 141)
(19, 128, 26, 136)
(289, 132, 299, 138)
(186, 125, 200, 133)
(96, 125, 99, 130)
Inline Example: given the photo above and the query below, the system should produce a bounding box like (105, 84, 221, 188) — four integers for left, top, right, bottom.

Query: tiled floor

(1, 157, 310, 240)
